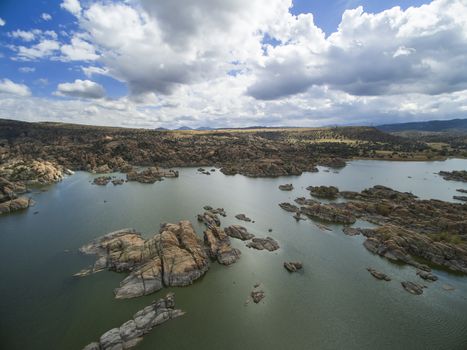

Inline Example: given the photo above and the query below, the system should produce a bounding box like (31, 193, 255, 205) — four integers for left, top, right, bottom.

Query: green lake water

(1, 159, 467, 350)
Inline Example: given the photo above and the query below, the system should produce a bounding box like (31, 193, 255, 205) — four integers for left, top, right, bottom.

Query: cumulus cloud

(248, 0, 467, 99)
(60, 36, 99, 61)
(55, 79, 105, 99)
(41, 13, 52, 21)
(9, 30, 36, 42)
(0, 79, 31, 97)
(79, 0, 290, 96)
(1, 0, 467, 128)
(61, 0, 82, 16)
(15, 39, 60, 60)
(0, 18, 5, 26)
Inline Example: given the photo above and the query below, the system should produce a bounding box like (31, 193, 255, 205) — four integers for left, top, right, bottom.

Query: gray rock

(83, 294, 184, 350)
(401, 281, 425, 295)
(367, 267, 391, 281)
(416, 269, 438, 281)
(225, 225, 254, 240)
(235, 213, 251, 222)
(246, 237, 279, 251)
(284, 261, 303, 272)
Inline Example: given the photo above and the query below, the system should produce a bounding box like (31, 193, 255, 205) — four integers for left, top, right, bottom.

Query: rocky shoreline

(1, 118, 451, 181)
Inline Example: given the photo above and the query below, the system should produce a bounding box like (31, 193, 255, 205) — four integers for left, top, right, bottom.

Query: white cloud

(55, 79, 105, 99)
(9, 29, 58, 44)
(80, 0, 290, 95)
(0, 79, 31, 97)
(0, 18, 5, 26)
(41, 13, 52, 21)
(19, 67, 36, 73)
(1, 0, 467, 128)
(16, 39, 60, 60)
(248, 0, 467, 99)
(60, 36, 99, 61)
(393, 46, 416, 58)
(9, 30, 36, 42)
(82, 65, 110, 78)
(60, 0, 82, 17)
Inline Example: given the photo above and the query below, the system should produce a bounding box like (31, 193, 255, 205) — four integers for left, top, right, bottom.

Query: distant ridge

(377, 118, 467, 133)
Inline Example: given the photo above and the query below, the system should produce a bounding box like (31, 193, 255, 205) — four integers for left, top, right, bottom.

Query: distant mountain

(176, 126, 193, 130)
(377, 118, 467, 133)
(195, 126, 214, 130)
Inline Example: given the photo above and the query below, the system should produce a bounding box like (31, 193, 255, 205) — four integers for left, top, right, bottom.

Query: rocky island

(76, 222, 210, 299)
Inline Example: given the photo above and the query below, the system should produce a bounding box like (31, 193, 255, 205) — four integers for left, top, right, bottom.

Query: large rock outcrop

(77, 222, 209, 299)
(0, 159, 65, 184)
(0, 177, 31, 215)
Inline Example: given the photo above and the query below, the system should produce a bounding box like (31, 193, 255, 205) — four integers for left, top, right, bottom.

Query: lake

(1, 159, 467, 350)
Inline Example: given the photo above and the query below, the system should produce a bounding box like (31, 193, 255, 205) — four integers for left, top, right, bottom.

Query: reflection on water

(0, 159, 466, 350)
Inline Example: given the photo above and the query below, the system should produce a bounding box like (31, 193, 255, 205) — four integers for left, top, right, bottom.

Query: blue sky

(0, 0, 127, 99)
(0, 0, 465, 128)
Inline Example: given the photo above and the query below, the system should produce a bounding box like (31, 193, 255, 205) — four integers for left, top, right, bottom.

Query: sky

(0, 0, 466, 128)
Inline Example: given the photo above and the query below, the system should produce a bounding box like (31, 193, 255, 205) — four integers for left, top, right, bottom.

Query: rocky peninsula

(280, 185, 467, 274)
(83, 293, 184, 350)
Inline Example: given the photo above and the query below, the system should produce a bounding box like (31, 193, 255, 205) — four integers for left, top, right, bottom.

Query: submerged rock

(284, 261, 303, 272)
(246, 237, 279, 251)
(250, 284, 265, 303)
(279, 184, 294, 191)
(225, 225, 254, 241)
(401, 281, 425, 295)
(416, 269, 438, 281)
(367, 267, 391, 281)
(442, 284, 455, 291)
(82, 293, 184, 350)
(235, 213, 251, 222)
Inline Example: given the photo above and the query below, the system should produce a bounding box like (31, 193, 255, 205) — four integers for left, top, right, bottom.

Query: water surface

(1, 159, 467, 350)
